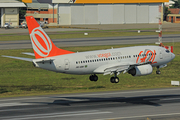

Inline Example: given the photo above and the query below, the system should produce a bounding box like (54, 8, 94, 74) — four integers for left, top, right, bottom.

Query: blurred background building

(23, 0, 168, 26)
(0, 0, 26, 27)
(0, 0, 170, 27)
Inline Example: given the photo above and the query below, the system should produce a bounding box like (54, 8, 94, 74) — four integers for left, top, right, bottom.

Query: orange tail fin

(26, 16, 74, 59)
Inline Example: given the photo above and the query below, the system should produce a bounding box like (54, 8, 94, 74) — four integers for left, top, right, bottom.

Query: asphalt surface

(0, 34, 179, 50)
(0, 88, 180, 120)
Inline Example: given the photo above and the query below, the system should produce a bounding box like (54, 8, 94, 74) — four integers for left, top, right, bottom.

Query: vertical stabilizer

(26, 16, 74, 59)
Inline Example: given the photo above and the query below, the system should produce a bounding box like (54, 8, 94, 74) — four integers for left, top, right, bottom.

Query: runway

(0, 34, 180, 50)
(0, 88, 180, 120)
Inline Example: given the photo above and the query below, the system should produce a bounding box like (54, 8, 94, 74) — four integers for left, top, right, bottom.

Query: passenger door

(64, 59, 70, 70)
(159, 49, 163, 59)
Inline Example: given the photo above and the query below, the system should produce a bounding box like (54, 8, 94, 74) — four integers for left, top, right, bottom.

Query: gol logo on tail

(30, 27, 52, 57)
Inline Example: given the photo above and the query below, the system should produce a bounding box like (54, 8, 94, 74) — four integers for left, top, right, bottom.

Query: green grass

(0, 42, 179, 97)
(1, 30, 180, 41)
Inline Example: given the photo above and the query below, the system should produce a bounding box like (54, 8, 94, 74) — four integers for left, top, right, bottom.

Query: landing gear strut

(156, 66, 161, 75)
(110, 72, 119, 83)
(89, 74, 98, 82)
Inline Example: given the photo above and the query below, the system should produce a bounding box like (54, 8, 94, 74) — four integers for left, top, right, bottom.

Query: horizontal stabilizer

(2, 55, 33, 62)
(22, 52, 35, 56)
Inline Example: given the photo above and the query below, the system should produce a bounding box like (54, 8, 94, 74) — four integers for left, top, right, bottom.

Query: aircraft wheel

(110, 77, 119, 83)
(110, 77, 115, 83)
(89, 74, 98, 82)
(93, 75, 98, 82)
(156, 70, 161, 75)
(114, 77, 119, 83)
(89, 75, 93, 81)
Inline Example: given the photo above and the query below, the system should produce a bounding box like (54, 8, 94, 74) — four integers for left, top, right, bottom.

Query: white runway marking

(95, 112, 180, 120)
(0, 97, 47, 102)
(0, 103, 32, 107)
(0, 107, 49, 112)
(1, 110, 112, 120)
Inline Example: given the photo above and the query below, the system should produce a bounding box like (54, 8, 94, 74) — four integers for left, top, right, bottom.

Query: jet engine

(128, 64, 153, 76)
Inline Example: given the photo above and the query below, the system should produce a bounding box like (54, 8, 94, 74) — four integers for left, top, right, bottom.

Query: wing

(2, 55, 33, 62)
(93, 62, 152, 75)
(93, 62, 130, 75)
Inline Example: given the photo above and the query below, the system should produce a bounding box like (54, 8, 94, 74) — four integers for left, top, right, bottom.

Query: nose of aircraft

(171, 53, 175, 60)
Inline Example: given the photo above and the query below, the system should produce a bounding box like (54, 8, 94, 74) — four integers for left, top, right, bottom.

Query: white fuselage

(33, 46, 175, 75)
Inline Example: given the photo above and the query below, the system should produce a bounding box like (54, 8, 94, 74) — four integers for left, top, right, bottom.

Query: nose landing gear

(156, 66, 161, 75)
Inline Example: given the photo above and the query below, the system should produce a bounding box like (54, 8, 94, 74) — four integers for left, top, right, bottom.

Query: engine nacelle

(128, 64, 153, 76)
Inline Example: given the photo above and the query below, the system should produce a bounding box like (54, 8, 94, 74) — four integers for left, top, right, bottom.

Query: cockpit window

(165, 49, 170, 53)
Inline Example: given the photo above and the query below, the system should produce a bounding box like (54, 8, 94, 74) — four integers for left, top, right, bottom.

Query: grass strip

(0, 42, 179, 97)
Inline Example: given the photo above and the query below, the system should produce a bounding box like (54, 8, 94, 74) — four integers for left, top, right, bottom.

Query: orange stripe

(152, 50, 156, 63)
(148, 51, 153, 61)
(75, 0, 168, 4)
(136, 51, 143, 63)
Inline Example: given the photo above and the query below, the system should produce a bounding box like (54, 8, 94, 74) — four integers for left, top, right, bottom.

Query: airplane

(2, 16, 175, 83)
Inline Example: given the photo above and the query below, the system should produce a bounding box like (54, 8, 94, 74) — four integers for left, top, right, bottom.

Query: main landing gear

(89, 74, 98, 82)
(110, 77, 119, 83)
(156, 66, 161, 75)
(110, 72, 119, 83)
(89, 73, 119, 83)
